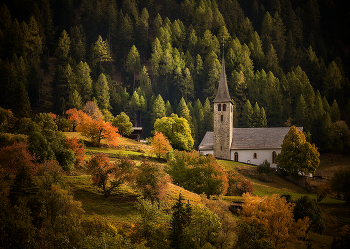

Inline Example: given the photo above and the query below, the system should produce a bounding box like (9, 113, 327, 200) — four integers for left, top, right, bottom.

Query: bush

(226, 170, 254, 196)
(257, 160, 271, 174)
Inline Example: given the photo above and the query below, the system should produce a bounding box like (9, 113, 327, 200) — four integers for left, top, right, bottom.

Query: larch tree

(126, 45, 141, 91)
(75, 61, 92, 103)
(276, 126, 320, 177)
(91, 35, 112, 73)
(95, 73, 110, 111)
(150, 131, 172, 158)
(151, 94, 166, 125)
(324, 61, 342, 100)
(241, 99, 253, 127)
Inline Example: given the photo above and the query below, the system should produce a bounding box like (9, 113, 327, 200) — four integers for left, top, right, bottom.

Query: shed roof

(198, 127, 303, 151)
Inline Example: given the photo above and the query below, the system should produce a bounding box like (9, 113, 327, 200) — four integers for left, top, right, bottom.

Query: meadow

(64, 132, 349, 248)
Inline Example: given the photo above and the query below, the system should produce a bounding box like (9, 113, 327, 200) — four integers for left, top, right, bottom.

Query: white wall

(230, 149, 281, 168)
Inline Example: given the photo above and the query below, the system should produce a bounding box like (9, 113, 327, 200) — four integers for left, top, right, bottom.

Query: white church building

(198, 55, 302, 167)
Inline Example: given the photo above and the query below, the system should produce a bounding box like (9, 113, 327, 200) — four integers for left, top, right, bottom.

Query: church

(198, 55, 302, 167)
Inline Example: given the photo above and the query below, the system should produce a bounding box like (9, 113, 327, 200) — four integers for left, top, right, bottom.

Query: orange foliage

(0, 142, 37, 178)
(76, 115, 120, 146)
(150, 131, 172, 158)
(66, 108, 88, 131)
(66, 137, 85, 168)
(226, 170, 254, 196)
(240, 194, 310, 249)
(87, 153, 137, 197)
(49, 112, 57, 120)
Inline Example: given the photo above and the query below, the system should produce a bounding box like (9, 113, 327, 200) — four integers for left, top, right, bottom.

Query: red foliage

(226, 170, 254, 196)
(66, 108, 89, 131)
(66, 137, 85, 168)
(0, 142, 37, 177)
(49, 112, 57, 120)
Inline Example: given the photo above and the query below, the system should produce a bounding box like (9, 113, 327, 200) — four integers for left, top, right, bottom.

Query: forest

(0, 0, 349, 151)
(1, 0, 350, 248)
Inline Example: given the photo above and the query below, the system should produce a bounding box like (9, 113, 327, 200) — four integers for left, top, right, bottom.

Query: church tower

(213, 54, 233, 160)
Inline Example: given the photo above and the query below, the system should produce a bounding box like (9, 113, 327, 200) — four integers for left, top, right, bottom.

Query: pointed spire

(213, 49, 232, 103)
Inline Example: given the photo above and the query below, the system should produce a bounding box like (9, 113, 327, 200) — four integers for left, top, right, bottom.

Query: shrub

(226, 170, 253, 196)
(257, 160, 271, 174)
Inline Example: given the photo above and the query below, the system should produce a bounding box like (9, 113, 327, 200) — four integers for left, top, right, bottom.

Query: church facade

(198, 55, 302, 167)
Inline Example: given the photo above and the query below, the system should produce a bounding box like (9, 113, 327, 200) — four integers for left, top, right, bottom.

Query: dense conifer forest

(1, 0, 350, 151)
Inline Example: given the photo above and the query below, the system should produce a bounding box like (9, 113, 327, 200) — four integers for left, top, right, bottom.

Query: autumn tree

(226, 170, 254, 196)
(0, 142, 37, 179)
(167, 151, 228, 198)
(66, 108, 88, 131)
(135, 160, 170, 203)
(112, 112, 133, 135)
(87, 154, 136, 197)
(150, 131, 172, 158)
(83, 101, 103, 120)
(276, 126, 320, 177)
(154, 114, 194, 151)
(76, 115, 120, 147)
(238, 194, 310, 249)
(66, 137, 85, 168)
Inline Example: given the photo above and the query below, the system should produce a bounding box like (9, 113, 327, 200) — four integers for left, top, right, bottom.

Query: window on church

(234, 152, 238, 162)
(223, 104, 226, 111)
(253, 153, 257, 159)
(272, 151, 277, 164)
(218, 104, 221, 111)
(221, 115, 223, 122)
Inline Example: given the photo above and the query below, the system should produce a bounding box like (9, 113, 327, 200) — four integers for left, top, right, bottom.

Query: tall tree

(241, 100, 253, 127)
(323, 61, 342, 100)
(95, 73, 110, 110)
(75, 61, 92, 103)
(91, 35, 112, 74)
(151, 94, 166, 125)
(126, 45, 141, 91)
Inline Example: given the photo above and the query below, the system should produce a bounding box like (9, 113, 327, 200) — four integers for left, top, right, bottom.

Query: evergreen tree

(75, 61, 92, 103)
(118, 12, 134, 66)
(241, 100, 253, 127)
(95, 73, 110, 110)
(151, 94, 166, 125)
(126, 45, 141, 91)
(265, 44, 283, 78)
(139, 66, 152, 97)
(313, 91, 325, 121)
(55, 30, 71, 65)
(260, 107, 268, 127)
(91, 35, 112, 74)
(67, 90, 83, 110)
(170, 193, 192, 249)
(323, 61, 342, 100)
(322, 96, 331, 114)
(203, 98, 213, 132)
(295, 94, 308, 128)
(70, 25, 86, 63)
(165, 100, 173, 117)
(330, 99, 341, 123)
(252, 102, 261, 128)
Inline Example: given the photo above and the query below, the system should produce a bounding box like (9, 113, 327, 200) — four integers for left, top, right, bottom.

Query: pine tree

(241, 100, 253, 127)
(126, 45, 141, 91)
(151, 94, 166, 125)
(67, 90, 83, 110)
(165, 100, 173, 117)
(323, 61, 342, 100)
(295, 94, 308, 128)
(75, 61, 92, 103)
(91, 35, 112, 73)
(260, 107, 268, 127)
(330, 99, 341, 123)
(95, 73, 110, 110)
(252, 102, 261, 128)
(203, 98, 213, 132)
(55, 30, 71, 65)
(170, 193, 192, 249)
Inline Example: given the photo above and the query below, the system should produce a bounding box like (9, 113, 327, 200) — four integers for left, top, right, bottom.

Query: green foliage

(277, 126, 320, 177)
(257, 160, 271, 174)
(79, 233, 147, 249)
(130, 197, 169, 249)
(293, 195, 325, 234)
(95, 73, 110, 110)
(182, 204, 222, 249)
(170, 193, 192, 249)
(330, 167, 350, 202)
(154, 114, 194, 151)
(167, 151, 228, 197)
(113, 112, 133, 135)
(329, 121, 350, 154)
(236, 222, 274, 249)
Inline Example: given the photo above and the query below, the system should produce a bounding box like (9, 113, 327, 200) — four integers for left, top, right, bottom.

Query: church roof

(213, 56, 232, 103)
(198, 127, 303, 151)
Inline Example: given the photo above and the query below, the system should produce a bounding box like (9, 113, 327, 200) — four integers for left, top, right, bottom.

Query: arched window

(253, 153, 257, 159)
(218, 104, 221, 111)
(234, 152, 238, 162)
(221, 115, 223, 122)
(272, 151, 277, 164)
(223, 104, 226, 111)
(231, 106, 233, 112)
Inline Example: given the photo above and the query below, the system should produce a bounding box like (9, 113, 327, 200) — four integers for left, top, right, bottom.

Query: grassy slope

(65, 132, 349, 247)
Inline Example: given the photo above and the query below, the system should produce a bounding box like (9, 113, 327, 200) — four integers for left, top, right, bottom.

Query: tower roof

(213, 56, 232, 103)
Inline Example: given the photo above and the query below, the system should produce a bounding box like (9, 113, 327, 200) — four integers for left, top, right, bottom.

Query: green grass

(65, 175, 140, 225)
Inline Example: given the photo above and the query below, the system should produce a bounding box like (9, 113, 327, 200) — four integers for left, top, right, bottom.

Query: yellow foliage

(240, 193, 310, 249)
